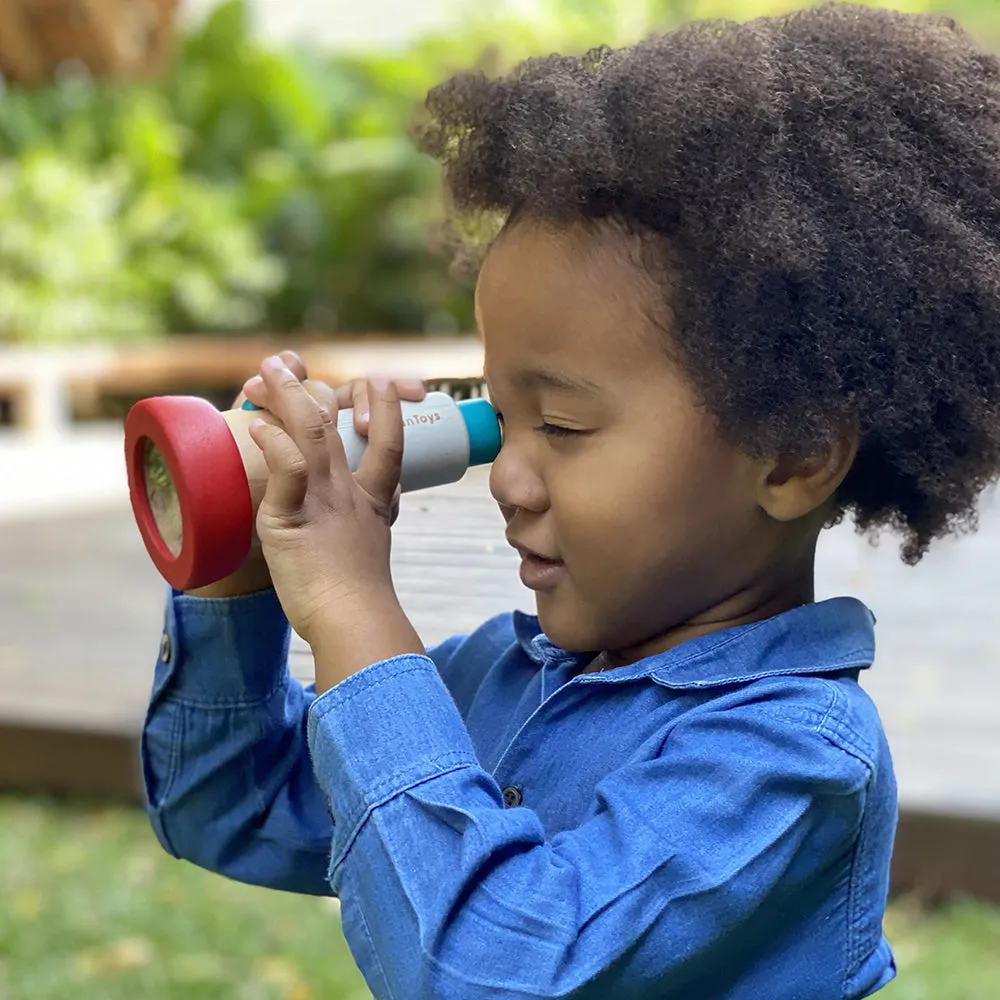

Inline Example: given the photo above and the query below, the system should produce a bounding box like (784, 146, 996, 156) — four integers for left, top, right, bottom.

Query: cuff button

(502, 786, 523, 809)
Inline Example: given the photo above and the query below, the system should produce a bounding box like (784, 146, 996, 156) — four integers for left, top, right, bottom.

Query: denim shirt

(142, 588, 897, 1000)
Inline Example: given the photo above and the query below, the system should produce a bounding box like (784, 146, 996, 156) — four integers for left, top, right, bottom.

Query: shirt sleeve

(140, 586, 481, 896)
(306, 656, 874, 1000)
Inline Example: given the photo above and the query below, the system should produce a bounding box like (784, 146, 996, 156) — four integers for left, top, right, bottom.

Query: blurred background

(1, 1, 999, 998)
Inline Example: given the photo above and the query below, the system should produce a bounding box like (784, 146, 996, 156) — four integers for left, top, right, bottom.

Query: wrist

(308, 590, 425, 692)
(185, 554, 273, 598)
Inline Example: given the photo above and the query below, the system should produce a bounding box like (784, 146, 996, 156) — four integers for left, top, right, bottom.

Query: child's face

(478, 219, 815, 663)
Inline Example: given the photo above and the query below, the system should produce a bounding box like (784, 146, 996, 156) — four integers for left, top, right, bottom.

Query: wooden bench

(0, 346, 116, 437)
(72, 335, 488, 413)
(0, 336, 488, 433)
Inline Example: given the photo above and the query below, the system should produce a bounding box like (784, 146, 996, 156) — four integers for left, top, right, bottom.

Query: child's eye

(537, 422, 582, 438)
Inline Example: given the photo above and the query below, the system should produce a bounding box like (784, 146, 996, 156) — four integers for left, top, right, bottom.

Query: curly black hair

(414, 1, 1000, 563)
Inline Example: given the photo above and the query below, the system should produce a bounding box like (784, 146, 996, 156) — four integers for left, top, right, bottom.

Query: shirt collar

(512, 597, 875, 688)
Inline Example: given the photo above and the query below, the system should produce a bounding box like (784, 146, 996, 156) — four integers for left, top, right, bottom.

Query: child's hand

(244, 356, 402, 646)
(188, 352, 424, 600)
(241, 359, 427, 438)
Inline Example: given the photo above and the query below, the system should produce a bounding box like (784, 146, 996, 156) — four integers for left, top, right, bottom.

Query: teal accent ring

(457, 397, 502, 466)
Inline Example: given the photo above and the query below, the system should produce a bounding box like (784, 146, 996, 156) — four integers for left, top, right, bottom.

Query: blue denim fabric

(142, 587, 897, 999)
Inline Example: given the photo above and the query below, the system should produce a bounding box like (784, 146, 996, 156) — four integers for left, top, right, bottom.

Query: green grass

(1, 795, 998, 1000)
(0, 796, 368, 1000)
(881, 897, 1000, 1000)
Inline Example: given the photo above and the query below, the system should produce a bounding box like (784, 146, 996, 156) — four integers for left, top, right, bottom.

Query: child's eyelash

(491, 411, 582, 438)
(537, 423, 581, 438)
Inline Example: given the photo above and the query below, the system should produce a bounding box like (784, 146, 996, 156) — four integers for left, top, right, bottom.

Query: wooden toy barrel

(0, 0, 179, 85)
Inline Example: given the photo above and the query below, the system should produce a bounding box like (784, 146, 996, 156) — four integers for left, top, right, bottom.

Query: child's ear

(757, 422, 859, 523)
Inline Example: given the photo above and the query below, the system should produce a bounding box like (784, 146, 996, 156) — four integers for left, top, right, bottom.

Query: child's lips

(519, 553, 566, 590)
(507, 536, 565, 591)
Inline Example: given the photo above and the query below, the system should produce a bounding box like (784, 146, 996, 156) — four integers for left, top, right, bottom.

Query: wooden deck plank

(1, 467, 999, 796)
(2, 468, 1000, 899)
(0, 468, 528, 733)
(2, 467, 999, 806)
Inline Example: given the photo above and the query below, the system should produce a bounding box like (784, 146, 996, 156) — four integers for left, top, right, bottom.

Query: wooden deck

(2, 467, 1000, 901)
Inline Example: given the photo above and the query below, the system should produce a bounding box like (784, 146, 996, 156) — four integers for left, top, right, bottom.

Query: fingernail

(263, 355, 288, 373)
(246, 375, 263, 388)
(369, 376, 390, 391)
(357, 409, 369, 423)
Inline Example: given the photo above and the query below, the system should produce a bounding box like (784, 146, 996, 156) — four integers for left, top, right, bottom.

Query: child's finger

(302, 379, 338, 416)
(335, 380, 373, 434)
(237, 352, 308, 410)
(388, 484, 402, 526)
(244, 377, 338, 416)
(248, 420, 310, 513)
(355, 378, 405, 510)
(335, 377, 427, 436)
(242, 375, 267, 408)
(395, 377, 427, 402)
(277, 350, 308, 381)
(259, 357, 345, 481)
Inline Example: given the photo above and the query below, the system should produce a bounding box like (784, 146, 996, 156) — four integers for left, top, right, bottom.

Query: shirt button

(159, 632, 172, 663)
(502, 785, 523, 808)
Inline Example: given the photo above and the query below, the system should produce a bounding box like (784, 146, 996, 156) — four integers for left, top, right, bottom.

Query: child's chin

(534, 598, 599, 653)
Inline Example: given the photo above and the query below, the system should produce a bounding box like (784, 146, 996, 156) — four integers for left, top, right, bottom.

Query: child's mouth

(506, 535, 566, 590)
(517, 552, 566, 591)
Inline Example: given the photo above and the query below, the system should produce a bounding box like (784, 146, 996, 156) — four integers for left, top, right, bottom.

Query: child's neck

(589, 562, 817, 673)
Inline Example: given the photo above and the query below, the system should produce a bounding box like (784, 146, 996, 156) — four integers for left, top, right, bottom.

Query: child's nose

(489, 445, 548, 515)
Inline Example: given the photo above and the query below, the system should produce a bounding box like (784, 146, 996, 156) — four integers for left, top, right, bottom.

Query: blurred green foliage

(0, 151, 283, 343)
(0, 0, 994, 343)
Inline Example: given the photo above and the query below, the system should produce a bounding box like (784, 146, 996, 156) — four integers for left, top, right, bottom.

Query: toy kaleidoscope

(124, 392, 501, 590)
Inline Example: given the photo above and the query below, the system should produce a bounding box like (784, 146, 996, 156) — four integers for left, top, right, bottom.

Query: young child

(140, 4, 1000, 997)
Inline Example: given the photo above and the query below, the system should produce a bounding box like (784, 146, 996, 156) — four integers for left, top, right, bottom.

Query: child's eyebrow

(486, 367, 603, 397)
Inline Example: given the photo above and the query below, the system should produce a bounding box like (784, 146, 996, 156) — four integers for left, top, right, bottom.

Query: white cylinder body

(335, 391, 471, 492)
(221, 391, 485, 547)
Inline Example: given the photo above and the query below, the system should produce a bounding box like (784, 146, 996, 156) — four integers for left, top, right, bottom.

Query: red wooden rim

(124, 397, 253, 590)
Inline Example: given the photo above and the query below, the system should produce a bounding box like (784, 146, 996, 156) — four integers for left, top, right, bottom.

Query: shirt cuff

(306, 654, 479, 872)
(154, 585, 292, 706)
